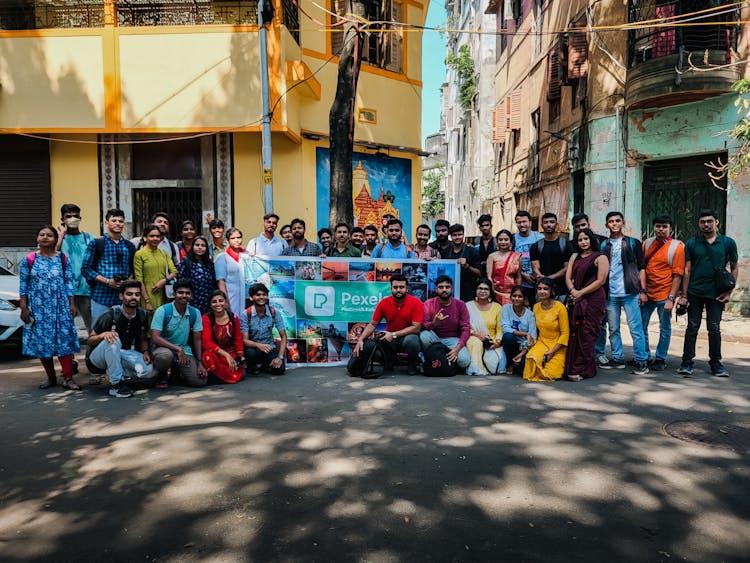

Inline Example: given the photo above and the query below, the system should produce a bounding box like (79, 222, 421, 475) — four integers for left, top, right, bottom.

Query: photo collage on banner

(243, 256, 461, 368)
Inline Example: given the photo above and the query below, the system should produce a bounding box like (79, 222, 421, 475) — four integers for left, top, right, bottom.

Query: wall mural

(316, 148, 413, 238)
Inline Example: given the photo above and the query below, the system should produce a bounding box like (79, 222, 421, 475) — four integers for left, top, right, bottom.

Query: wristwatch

(668, 295, 676, 302)
(639, 288, 648, 294)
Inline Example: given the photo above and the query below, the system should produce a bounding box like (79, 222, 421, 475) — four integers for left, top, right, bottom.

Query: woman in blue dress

(19, 225, 81, 390)
(177, 235, 216, 314)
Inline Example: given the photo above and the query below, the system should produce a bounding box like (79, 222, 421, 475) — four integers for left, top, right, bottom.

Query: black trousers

(681, 294, 724, 364)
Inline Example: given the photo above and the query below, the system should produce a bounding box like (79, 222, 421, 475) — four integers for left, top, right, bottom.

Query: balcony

(625, 0, 740, 110)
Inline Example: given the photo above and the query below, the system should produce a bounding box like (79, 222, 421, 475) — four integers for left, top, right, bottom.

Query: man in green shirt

(325, 223, 362, 257)
(677, 210, 738, 377)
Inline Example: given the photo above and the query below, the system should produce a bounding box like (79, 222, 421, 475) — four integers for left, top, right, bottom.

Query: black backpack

(346, 339, 385, 379)
(422, 342, 456, 377)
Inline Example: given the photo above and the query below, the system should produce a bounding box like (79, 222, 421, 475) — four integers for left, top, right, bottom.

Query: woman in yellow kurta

(134, 224, 177, 316)
(465, 279, 504, 375)
(524, 277, 569, 381)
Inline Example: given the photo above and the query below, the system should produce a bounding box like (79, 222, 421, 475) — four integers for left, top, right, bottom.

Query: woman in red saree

(486, 229, 522, 305)
(564, 228, 609, 381)
(201, 290, 245, 383)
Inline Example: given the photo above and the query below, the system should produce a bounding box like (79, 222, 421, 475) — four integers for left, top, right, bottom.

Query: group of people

(18, 203, 737, 396)
(348, 210, 738, 382)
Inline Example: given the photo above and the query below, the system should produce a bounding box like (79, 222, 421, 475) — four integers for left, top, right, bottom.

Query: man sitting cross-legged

(420, 275, 471, 370)
(350, 274, 423, 377)
(85, 280, 154, 398)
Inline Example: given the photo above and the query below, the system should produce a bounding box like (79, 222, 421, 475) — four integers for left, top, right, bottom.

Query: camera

(113, 274, 128, 283)
(482, 336, 494, 350)
(676, 302, 688, 316)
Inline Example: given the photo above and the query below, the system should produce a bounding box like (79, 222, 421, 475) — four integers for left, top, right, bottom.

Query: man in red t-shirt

(352, 274, 424, 375)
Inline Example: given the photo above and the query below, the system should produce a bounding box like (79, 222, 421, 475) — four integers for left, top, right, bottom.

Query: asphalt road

(0, 334, 748, 562)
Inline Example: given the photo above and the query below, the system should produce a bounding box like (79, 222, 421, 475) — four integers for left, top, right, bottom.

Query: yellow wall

(49, 137, 102, 233)
(118, 31, 263, 129)
(0, 35, 105, 129)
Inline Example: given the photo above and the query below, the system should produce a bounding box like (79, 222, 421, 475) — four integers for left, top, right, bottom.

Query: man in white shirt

(248, 213, 286, 257)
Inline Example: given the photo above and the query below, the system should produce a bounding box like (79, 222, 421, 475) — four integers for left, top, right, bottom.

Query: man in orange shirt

(641, 215, 685, 371)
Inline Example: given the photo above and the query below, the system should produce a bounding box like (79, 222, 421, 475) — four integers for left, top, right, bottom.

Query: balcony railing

(117, 1, 258, 27)
(627, 0, 738, 68)
(0, 1, 104, 30)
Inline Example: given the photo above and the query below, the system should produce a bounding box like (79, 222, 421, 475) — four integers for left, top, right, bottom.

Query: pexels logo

(304, 286, 335, 316)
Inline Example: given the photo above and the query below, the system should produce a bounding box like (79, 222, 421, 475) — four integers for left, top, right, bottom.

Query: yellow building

(0, 0, 427, 253)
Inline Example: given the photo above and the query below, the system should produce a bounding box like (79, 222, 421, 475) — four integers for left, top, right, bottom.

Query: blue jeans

(91, 300, 112, 327)
(88, 341, 155, 385)
(641, 299, 672, 361)
(419, 331, 470, 368)
(596, 294, 648, 363)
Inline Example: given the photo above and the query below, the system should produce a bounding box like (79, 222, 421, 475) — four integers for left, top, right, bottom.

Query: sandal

(39, 380, 57, 390)
(61, 379, 82, 391)
(567, 374, 583, 382)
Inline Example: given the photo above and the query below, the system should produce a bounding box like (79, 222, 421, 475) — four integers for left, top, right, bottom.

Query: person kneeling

(201, 290, 244, 383)
(350, 274, 423, 377)
(419, 275, 471, 371)
(150, 279, 208, 388)
(241, 283, 287, 375)
(86, 280, 154, 398)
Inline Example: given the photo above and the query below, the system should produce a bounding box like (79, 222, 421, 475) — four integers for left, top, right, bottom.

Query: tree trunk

(329, 7, 365, 228)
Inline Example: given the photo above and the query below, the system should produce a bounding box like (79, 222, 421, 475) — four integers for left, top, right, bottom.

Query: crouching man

(350, 274, 423, 377)
(86, 280, 154, 398)
(241, 283, 288, 375)
(150, 279, 208, 388)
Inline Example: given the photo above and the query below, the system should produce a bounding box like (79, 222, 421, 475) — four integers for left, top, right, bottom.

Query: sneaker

(632, 362, 649, 375)
(155, 379, 169, 389)
(711, 363, 730, 378)
(610, 359, 626, 370)
(597, 355, 612, 369)
(108, 383, 134, 398)
(650, 359, 666, 371)
(676, 361, 693, 376)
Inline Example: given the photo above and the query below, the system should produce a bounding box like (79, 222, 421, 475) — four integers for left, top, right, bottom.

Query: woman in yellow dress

(523, 277, 569, 381)
(134, 224, 177, 316)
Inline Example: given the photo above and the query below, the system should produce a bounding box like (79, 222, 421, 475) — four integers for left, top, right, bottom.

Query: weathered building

(0, 0, 428, 263)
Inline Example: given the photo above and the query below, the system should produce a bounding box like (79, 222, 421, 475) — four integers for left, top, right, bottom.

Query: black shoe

(677, 361, 693, 376)
(710, 362, 730, 377)
(650, 359, 666, 371)
(631, 362, 649, 375)
(109, 383, 134, 398)
(610, 359, 626, 369)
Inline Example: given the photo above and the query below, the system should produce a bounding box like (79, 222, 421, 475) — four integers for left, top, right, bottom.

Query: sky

(421, 2, 447, 145)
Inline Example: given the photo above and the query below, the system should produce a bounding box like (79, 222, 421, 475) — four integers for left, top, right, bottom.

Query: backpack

(85, 305, 147, 374)
(25, 252, 68, 276)
(244, 305, 278, 334)
(87, 237, 136, 286)
(535, 237, 568, 255)
(643, 237, 682, 267)
(422, 342, 457, 377)
(346, 339, 386, 378)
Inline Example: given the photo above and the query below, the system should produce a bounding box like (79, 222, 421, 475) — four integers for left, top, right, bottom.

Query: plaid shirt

(281, 240, 322, 257)
(81, 235, 135, 306)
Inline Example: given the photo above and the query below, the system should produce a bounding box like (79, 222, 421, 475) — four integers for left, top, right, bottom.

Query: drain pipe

(615, 104, 621, 210)
(259, 0, 274, 213)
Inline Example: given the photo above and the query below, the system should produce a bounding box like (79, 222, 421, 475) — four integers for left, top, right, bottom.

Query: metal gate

(132, 188, 202, 241)
(641, 154, 727, 241)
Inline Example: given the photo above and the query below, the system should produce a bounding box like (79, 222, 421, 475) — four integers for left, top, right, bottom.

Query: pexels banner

(242, 256, 462, 367)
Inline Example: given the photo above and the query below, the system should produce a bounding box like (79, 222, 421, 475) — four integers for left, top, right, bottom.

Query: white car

(0, 265, 23, 352)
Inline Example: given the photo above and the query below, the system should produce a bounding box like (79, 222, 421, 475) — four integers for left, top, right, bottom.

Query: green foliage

(445, 45, 477, 112)
(422, 165, 445, 220)
(711, 80, 750, 187)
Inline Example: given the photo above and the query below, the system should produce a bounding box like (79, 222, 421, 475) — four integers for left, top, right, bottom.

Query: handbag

(162, 250, 175, 299)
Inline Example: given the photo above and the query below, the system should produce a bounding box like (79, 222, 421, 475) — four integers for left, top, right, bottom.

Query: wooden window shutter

(547, 49, 561, 100)
(331, 0, 348, 55)
(385, 1, 404, 73)
(492, 104, 507, 144)
(568, 31, 589, 79)
(510, 88, 522, 130)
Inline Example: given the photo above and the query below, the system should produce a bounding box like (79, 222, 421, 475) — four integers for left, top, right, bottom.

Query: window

(548, 99, 560, 123)
(331, 0, 404, 73)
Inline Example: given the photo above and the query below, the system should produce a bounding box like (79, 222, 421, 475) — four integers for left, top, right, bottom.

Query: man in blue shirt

(150, 279, 207, 389)
(248, 213, 286, 257)
(57, 203, 95, 333)
(372, 218, 414, 259)
(595, 211, 650, 374)
(81, 208, 136, 325)
(513, 210, 542, 306)
(241, 283, 288, 375)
